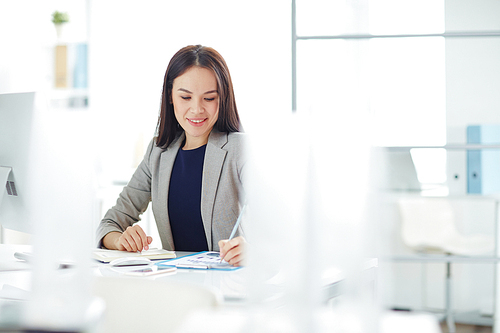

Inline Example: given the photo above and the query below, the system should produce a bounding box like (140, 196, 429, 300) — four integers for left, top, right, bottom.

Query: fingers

(218, 239, 228, 255)
(225, 251, 243, 266)
(116, 225, 151, 252)
(219, 236, 245, 267)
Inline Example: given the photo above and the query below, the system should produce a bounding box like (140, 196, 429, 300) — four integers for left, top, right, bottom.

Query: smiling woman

(157, 45, 241, 149)
(97, 45, 247, 267)
(172, 67, 220, 150)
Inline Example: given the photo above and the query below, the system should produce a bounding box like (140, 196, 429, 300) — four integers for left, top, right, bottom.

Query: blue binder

(73, 43, 88, 89)
(467, 125, 500, 194)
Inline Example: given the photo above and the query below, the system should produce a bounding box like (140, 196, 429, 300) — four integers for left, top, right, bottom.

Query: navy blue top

(168, 144, 209, 251)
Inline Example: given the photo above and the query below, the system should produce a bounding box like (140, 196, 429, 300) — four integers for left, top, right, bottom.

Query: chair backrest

(92, 276, 222, 332)
(398, 197, 495, 255)
(398, 197, 459, 252)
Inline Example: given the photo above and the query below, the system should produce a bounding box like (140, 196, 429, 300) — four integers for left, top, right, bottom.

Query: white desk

(0, 247, 248, 303)
(0, 245, 251, 331)
(98, 251, 249, 304)
(0, 245, 362, 305)
(0, 245, 377, 332)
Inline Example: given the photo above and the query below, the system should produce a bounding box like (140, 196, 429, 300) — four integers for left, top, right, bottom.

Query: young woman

(96, 45, 246, 266)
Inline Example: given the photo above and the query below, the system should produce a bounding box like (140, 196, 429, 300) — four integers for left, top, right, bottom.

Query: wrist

(103, 231, 121, 250)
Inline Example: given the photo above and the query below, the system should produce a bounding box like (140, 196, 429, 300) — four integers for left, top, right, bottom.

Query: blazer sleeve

(209, 132, 247, 251)
(95, 139, 155, 248)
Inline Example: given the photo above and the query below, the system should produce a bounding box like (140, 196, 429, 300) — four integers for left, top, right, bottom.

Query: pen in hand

(220, 204, 247, 263)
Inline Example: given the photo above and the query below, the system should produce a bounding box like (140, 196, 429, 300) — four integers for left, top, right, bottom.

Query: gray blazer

(96, 129, 246, 251)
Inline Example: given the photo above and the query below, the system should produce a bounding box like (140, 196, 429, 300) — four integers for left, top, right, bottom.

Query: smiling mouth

(188, 118, 207, 124)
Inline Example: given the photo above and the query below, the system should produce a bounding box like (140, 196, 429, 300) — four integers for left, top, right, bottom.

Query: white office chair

(398, 197, 495, 333)
(92, 276, 222, 333)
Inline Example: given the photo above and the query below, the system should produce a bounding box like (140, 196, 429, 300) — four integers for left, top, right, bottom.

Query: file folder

(467, 125, 500, 194)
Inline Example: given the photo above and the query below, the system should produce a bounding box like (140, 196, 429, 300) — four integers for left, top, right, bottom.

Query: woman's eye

(181, 96, 191, 100)
(205, 98, 215, 101)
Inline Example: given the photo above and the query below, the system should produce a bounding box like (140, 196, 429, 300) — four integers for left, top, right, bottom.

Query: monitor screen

(1, 92, 100, 327)
(0, 91, 97, 238)
(0, 92, 40, 233)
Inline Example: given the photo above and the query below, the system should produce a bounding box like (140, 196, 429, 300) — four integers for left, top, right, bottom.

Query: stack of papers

(93, 248, 176, 263)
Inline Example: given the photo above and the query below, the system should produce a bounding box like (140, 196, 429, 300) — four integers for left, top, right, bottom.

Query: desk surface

(0, 245, 374, 306)
(0, 245, 249, 303)
(0, 245, 382, 332)
(100, 252, 249, 302)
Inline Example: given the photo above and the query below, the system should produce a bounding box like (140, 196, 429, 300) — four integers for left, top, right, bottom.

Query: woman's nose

(191, 99, 204, 113)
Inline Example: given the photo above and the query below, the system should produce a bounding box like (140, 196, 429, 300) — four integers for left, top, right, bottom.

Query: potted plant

(52, 11, 69, 39)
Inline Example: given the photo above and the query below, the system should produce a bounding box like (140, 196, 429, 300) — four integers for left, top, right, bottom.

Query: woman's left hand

(218, 236, 246, 266)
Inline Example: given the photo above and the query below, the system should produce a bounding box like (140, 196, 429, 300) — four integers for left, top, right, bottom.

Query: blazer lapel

(201, 131, 228, 250)
(157, 133, 184, 250)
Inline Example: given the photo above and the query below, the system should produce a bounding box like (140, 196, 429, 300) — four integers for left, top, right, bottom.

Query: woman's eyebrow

(177, 88, 217, 94)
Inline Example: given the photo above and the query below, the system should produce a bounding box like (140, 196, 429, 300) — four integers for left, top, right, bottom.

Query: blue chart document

(467, 125, 500, 194)
(158, 251, 241, 270)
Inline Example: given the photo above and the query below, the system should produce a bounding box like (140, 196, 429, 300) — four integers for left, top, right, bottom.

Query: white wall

(88, 0, 291, 182)
(0, 0, 291, 179)
(0, 0, 88, 93)
(445, 0, 500, 142)
(0, 0, 291, 242)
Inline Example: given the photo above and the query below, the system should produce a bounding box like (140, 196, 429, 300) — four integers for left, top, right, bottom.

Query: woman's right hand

(103, 225, 152, 252)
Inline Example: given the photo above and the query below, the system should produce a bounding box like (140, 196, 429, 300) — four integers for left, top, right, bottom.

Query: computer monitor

(0, 92, 101, 329)
(0, 91, 97, 239)
(0, 92, 43, 234)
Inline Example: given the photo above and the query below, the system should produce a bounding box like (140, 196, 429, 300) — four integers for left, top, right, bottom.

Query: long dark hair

(155, 45, 241, 148)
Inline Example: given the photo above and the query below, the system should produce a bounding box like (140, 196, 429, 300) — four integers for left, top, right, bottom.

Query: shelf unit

(289, 2, 500, 331)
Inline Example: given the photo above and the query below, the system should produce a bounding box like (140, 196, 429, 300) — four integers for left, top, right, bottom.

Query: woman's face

(172, 66, 219, 149)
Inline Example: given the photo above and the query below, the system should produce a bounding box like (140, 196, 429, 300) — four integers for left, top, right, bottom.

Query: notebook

(93, 248, 176, 263)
